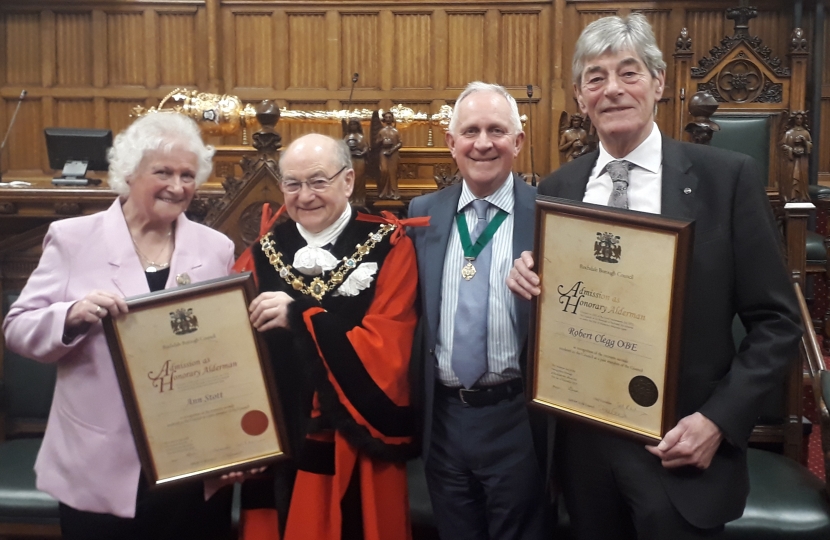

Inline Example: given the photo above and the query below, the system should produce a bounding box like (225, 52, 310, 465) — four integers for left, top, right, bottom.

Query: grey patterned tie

(606, 160, 633, 209)
(451, 199, 491, 389)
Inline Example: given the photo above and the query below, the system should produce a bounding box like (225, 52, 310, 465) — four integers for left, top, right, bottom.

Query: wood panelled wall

(0, 0, 827, 183)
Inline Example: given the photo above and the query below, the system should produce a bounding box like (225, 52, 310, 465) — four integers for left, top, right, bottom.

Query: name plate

(103, 273, 288, 487)
(527, 197, 693, 444)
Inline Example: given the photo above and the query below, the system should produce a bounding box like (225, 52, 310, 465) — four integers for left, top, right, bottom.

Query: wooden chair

(673, 8, 814, 463)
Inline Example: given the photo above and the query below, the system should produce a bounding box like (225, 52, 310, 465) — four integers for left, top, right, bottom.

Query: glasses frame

(279, 165, 348, 194)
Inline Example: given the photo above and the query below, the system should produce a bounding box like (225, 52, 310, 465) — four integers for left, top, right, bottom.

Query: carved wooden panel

(106, 99, 143, 136)
(55, 99, 95, 129)
(500, 12, 539, 87)
(288, 13, 327, 89)
(6, 13, 41, 86)
(6, 100, 42, 171)
(393, 13, 431, 89)
(56, 12, 93, 86)
(341, 13, 380, 89)
(158, 12, 197, 87)
(106, 12, 144, 86)
(234, 13, 274, 88)
(447, 12, 484, 89)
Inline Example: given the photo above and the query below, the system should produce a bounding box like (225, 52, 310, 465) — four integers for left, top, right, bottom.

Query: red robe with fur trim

(240, 209, 419, 540)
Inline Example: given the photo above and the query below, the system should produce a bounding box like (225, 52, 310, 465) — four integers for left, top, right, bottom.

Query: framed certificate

(527, 197, 693, 444)
(103, 273, 288, 487)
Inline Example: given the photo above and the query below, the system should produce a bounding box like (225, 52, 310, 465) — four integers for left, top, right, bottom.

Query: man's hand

(646, 412, 723, 469)
(506, 251, 541, 300)
(249, 291, 295, 332)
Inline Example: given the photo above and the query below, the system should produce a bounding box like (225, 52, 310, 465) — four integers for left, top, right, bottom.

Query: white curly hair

(106, 113, 214, 196)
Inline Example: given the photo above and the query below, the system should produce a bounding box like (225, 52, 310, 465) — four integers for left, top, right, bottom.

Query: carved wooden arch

(672, 7, 810, 198)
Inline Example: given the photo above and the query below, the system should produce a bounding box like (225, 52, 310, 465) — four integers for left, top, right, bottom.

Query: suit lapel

(556, 152, 596, 201)
(103, 200, 151, 298)
(166, 213, 203, 288)
(512, 174, 536, 257)
(660, 136, 697, 221)
(424, 183, 461, 338)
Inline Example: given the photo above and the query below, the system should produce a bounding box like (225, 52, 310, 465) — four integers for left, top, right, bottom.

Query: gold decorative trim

(260, 223, 396, 301)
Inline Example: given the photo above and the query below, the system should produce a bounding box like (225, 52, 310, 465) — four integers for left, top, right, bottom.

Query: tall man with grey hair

(408, 82, 548, 539)
(508, 14, 801, 539)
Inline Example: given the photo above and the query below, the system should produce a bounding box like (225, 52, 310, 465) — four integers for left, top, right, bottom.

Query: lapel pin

(176, 273, 191, 286)
(683, 188, 692, 195)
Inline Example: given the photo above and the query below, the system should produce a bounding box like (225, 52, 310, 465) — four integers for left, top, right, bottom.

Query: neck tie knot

(605, 160, 632, 209)
(471, 199, 490, 220)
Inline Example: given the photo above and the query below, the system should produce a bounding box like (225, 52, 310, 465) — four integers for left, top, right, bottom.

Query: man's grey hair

(572, 13, 666, 85)
(107, 112, 214, 196)
(448, 81, 523, 135)
(278, 133, 352, 176)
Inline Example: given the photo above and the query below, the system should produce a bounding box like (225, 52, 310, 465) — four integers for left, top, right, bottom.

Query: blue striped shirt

(435, 175, 521, 387)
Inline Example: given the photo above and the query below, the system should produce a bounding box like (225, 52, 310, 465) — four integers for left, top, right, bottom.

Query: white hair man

(408, 82, 549, 540)
(508, 14, 801, 539)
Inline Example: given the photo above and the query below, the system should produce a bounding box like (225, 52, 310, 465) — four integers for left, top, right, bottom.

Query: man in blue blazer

(508, 14, 802, 540)
(408, 82, 547, 540)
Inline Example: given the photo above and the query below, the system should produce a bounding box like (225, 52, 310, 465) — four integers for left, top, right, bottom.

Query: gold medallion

(461, 261, 477, 281)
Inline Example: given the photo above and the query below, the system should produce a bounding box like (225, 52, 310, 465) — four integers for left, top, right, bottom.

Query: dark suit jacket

(408, 175, 537, 460)
(540, 136, 802, 528)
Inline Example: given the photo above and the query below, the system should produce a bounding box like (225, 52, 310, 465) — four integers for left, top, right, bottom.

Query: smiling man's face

(446, 90, 524, 199)
(575, 49, 664, 158)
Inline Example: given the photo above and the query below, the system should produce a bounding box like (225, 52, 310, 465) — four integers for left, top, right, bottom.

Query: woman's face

(126, 148, 198, 225)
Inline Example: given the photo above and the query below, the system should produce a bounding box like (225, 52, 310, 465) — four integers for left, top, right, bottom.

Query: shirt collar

(596, 123, 662, 175)
(296, 204, 352, 248)
(457, 173, 515, 214)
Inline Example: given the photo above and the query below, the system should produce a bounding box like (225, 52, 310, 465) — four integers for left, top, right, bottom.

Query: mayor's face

(575, 49, 664, 155)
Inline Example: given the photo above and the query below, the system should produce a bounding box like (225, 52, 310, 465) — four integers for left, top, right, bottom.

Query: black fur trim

(308, 311, 415, 438)
(287, 295, 320, 333)
(296, 439, 336, 475)
(311, 357, 419, 463)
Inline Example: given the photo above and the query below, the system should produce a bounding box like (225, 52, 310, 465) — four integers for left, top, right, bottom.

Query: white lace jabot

(293, 205, 352, 276)
(292, 205, 379, 296)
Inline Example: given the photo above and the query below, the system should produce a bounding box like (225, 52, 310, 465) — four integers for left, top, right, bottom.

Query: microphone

(0, 89, 27, 182)
(346, 73, 359, 114)
(526, 85, 537, 186)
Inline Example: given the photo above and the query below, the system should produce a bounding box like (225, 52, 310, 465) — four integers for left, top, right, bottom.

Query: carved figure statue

(684, 91, 720, 145)
(342, 117, 369, 207)
(558, 112, 594, 162)
(375, 111, 403, 200)
(780, 111, 812, 203)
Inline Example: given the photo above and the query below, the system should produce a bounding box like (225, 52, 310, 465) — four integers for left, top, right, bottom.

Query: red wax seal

(241, 410, 269, 436)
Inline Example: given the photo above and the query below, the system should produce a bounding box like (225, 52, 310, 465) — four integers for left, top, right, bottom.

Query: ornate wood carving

(0, 203, 17, 215)
(691, 7, 789, 80)
(675, 28, 692, 53)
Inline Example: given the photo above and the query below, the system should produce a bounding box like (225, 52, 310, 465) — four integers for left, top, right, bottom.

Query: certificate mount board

(104, 273, 288, 487)
(527, 196, 693, 444)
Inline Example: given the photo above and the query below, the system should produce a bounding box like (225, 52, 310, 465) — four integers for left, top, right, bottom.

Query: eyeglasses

(280, 165, 348, 194)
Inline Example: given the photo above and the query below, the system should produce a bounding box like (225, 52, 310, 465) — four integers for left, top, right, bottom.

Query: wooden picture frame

(103, 273, 288, 487)
(527, 196, 693, 444)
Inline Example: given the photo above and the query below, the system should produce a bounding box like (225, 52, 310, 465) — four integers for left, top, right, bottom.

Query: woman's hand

(64, 291, 129, 340)
(249, 291, 295, 332)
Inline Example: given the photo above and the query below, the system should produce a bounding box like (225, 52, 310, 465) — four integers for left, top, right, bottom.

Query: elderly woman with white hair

(2, 112, 235, 540)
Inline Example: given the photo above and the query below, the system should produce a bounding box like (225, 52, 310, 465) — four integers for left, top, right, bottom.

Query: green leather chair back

(710, 116, 771, 187)
(2, 293, 57, 430)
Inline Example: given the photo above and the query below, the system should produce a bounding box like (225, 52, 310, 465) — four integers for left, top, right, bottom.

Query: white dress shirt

(583, 123, 663, 213)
